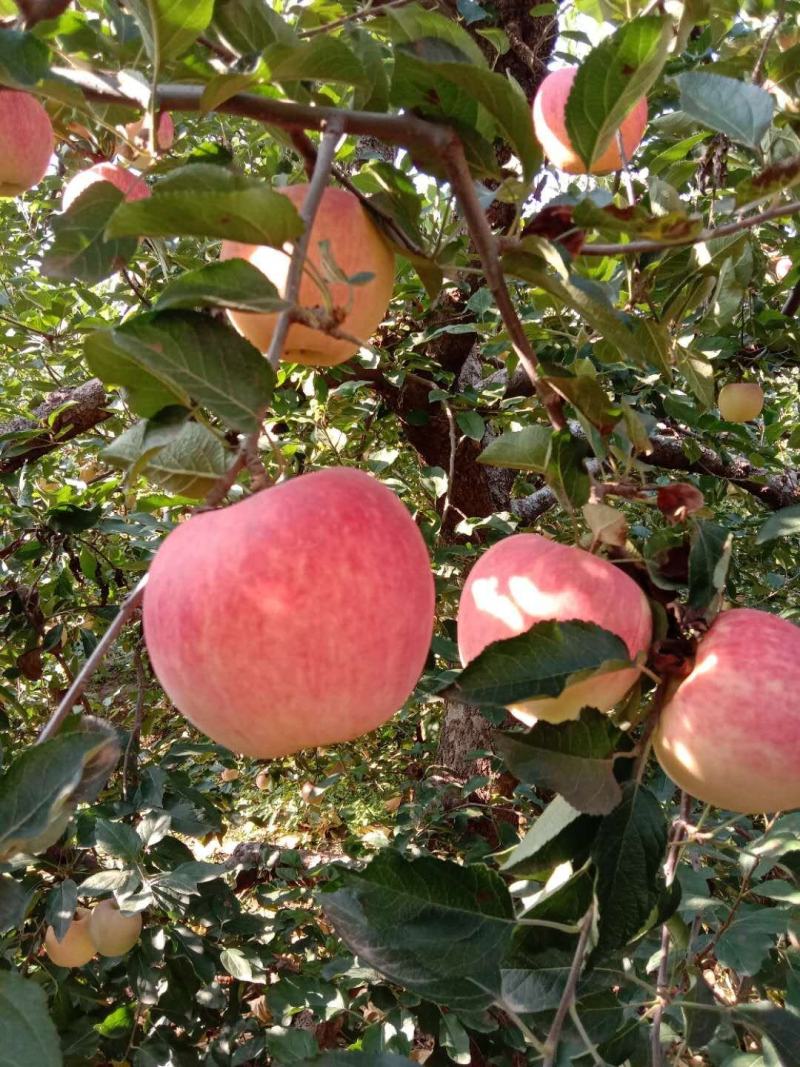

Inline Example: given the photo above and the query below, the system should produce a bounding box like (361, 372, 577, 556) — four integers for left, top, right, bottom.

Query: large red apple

(533, 67, 648, 175)
(654, 608, 800, 813)
(220, 186, 395, 366)
(457, 533, 652, 724)
(62, 162, 150, 212)
(143, 468, 434, 757)
(0, 89, 53, 197)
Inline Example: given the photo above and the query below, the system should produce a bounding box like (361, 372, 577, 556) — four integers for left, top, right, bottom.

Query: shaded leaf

(687, 520, 732, 613)
(545, 430, 592, 511)
(104, 420, 232, 499)
(755, 505, 800, 545)
(42, 182, 138, 286)
(501, 796, 602, 878)
(265, 37, 368, 87)
(715, 905, 789, 976)
(155, 259, 288, 314)
(676, 72, 774, 150)
(734, 1003, 800, 1067)
(126, 0, 214, 65)
(0, 30, 50, 88)
(44, 879, 78, 942)
(0, 972, 61, 1067)
(478, 425, 552, 471)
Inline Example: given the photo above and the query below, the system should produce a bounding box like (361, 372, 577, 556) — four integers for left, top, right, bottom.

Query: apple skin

(533, 67, 648, 175)
(125, 111, 175, 150)
(143, 468, 435, 757)
(88, 898, 143, 957)
(62, 162, 150, 212)
(718, 382, 764, 422)
(44, 907, 96, 968)
(457, 533, 652, 725)
(0, 89, 53, 197)
(220, 186, 395, 366)
(654, 609, 800, 813)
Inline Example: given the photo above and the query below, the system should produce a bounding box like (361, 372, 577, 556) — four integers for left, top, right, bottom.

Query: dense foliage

(1, 1, 800, 1065)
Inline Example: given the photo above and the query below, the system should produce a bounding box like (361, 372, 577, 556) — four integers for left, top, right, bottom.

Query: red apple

(654, 609, 800, 813)
(143, 468, 434, 757)
(88, 899, 143, 957)
(0, 89, 53, 197)
(457, 533, 652, 724)
(62, 162, 150, 212)
(125, 111, 175, 151)
(533, 67, 648, 175)
(220, 186, 395, 366)
(718, 382, 764, 422)
(44, 907, 95, 968)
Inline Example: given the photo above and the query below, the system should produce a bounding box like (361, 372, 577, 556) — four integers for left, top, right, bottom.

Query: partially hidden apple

(220, 186, 395, 366)
(143, 468, 435, 757)
(717, 382, 764, 422)
(88, 898, 143, 957)
(457, 533, 652, 724)
(654, 608, 800, 813)
(62, 162, 150, 212)
(125, 111, 175, 151)
(533, 67, 648, 174)
(44, 907, 96, 968)
(0, 89, 54, 197)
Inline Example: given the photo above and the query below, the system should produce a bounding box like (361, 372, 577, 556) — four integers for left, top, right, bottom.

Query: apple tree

(1, 1, 800, 1065)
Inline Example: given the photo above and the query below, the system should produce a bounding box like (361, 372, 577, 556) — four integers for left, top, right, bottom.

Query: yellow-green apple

(457, 533, 652, 724)
(88, 899, 143, 956)
(62, 162, 150, 212)
(44, 907, 96, 968)
(654, 608, 800, 813)
(220, 768, 239, 782)
(718, 382, 764, 422)
(0, 89, 53, 197)
(143, 468, 434, 757)
(533, 67, 648, 174)
(220, 186, 394, 366)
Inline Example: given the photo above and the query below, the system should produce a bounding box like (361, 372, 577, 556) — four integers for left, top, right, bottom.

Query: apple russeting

(62, 162, 150, 212)
(532, 67, 648, 174)
(717, 382, 764, 423)
(0, 89, 54, 197)
(457, 533, 652, 724)
(654, 608, 800, 813)
(143, 468, 435, 757)
(88, 899, 143, 957)
(220, 185, 395, 366)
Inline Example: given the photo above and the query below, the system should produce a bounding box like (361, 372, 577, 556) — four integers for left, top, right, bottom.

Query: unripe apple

(62, 162, 150, 213)
(0, 89, 54, 197)
(533, 67, 648, 175)
(220, 186, 395, 366)
(220, 768, 239, 782)
(654, 609, 800, 813)
(44, 907, 95, 968)
(717, 382, 764, 422)
(457, 533, 652, 725)
(88, 898, 143, 956)
(143, 468, 435, 757)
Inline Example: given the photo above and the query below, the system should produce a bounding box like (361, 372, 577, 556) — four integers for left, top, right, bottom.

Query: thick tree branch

(0, 378, 111, 474)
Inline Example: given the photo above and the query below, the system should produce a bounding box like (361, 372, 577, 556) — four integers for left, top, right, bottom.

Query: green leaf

(590, 783, 667, 960)
(545, 430, 592, 511)
(455, 620, 631, 709)
(675, 346, 715, 409)
(42, 182, 138, 286)
(0, 725, 120, 862)
(155, 259, 288, 314)
(439, 1014, 471, 1064)
(735, 156, 800, 208)
(734, 1003, 800, 1067)
(321, 850, 514, 1009)
(213, 0, 297, 54)
(297, 1056, 416, 1066)
(755, 505, 800, 545)
(0, 876, 26, 932)
(682, 973, 721, 1049)
(387, 4, 487, 67)
(687, 520, 732, 613)
(0, 972, 62, 1067)
(496, 709, 623, 815)
(94, 819, 143, 862)
(564, 17, 671, 169)
(265, 37, 368, 87)
(104, 420, 232, 499)
(199, 71, 258, 112)
(85, 310, 274, 432)
(456, 410, 485, 441)
(543, 370, 622, 435)
(501, 795, 602, 878)
(0, 31, 51, 88)
(106, 164, 304, 246)
(126, 0, 214, 66)
(676, 72, 775, 150)
(94, 1004, 135, 1038)
(478, 425, 553, 471)
(715, 906, 790, 976)
(44, 879, 78, 942)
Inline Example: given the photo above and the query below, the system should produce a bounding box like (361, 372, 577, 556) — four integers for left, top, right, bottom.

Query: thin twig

(122, 643, 146, 800)
(36, 575, 149, 744)
(781, 276, 800, 316)
(753, 6, 785, 86)
(651, 790, 692, 1067)
(543, 904, 595, 1067)
(440, 399, 457, 527)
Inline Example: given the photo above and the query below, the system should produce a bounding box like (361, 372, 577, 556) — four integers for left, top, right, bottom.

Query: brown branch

(0, 378, 111, 474)
(781, 276, 800, 316)
(542, 905, 596, 1067)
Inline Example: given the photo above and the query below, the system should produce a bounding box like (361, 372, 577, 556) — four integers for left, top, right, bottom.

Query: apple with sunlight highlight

(143, 468, 435, 757)
(220, 185, 395, 366)
(654, 609, 800, 813)
(44, 908, 96, 968)
(457, 533, 652, 724)
(532, 67, 648, 174)
(88, 899, 143, 957)
(62, 163, 150, 212)
(718, 382, 764, 423)
(0, 89, 54, 197)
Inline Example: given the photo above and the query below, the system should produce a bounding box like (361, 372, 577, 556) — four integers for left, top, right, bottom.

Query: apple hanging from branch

(0, 89, 53, 197)
(61, 162, 150, 212)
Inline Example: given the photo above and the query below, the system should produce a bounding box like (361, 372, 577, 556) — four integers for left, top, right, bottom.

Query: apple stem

(36, 574, 149, 744)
